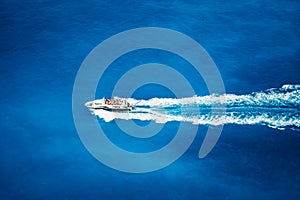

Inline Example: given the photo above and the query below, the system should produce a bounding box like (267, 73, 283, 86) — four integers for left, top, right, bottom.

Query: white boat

(85, 98, 132, 111)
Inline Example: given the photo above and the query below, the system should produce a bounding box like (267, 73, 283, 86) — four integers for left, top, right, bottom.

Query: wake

(92, 84, 300, 131)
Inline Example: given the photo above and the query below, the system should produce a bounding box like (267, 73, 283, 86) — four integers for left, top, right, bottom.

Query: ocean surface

(1, 0, 300, 199)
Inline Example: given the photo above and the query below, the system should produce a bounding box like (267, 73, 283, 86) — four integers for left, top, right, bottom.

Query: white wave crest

(92, 84, 300, 131)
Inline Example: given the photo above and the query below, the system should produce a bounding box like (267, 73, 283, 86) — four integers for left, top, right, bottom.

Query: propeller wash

(86, 84, 300, 131)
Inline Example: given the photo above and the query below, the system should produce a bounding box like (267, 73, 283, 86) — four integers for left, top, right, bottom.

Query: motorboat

(85, 98, 132, 111)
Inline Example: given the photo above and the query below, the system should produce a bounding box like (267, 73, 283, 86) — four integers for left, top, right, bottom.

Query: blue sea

(1, 0, 300, 199)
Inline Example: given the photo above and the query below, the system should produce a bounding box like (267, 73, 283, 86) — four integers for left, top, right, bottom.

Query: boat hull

(85, 99, 132, 111)
(95, 107, 132, 111)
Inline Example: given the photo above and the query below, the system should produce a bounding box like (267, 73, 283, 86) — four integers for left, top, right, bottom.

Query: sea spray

(92, 84, 300, 130)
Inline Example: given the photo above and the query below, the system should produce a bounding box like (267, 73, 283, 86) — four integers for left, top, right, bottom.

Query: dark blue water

(1, 0, 300, 199)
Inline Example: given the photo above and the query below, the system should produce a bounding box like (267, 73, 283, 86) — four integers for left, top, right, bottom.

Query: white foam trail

(91, 84, 300, 131)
